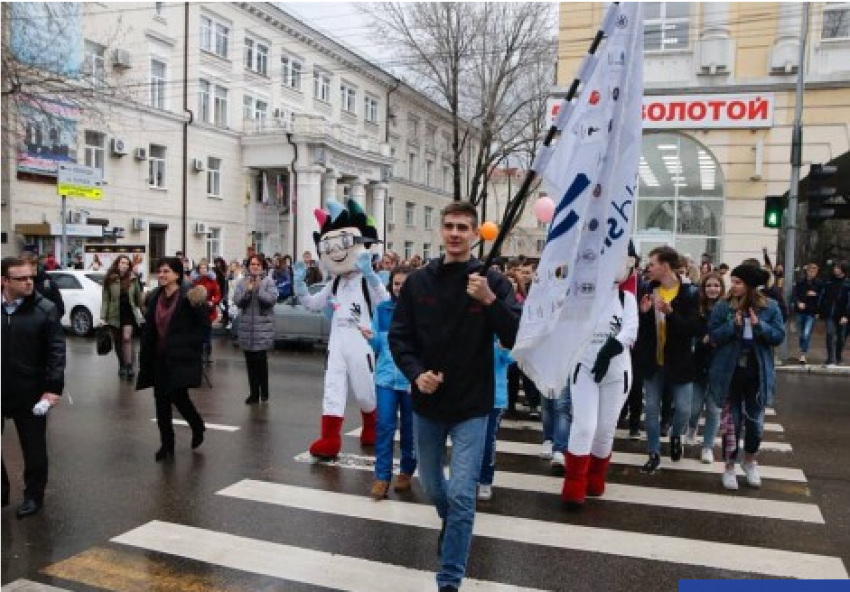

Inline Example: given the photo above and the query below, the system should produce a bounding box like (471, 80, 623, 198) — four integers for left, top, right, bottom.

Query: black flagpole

(481, 3, 618, 272)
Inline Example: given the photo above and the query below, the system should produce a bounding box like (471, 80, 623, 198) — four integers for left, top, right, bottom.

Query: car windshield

(86, 273, 105, 285)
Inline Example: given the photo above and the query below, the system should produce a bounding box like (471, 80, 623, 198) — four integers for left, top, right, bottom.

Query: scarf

(155, 288, 180, 354)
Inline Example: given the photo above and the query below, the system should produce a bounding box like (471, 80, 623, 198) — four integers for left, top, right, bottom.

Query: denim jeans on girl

(688, 379, 720, 450)
(479, 408, 504, 485)
(796, 313, 816, 354)
(374, 386, 416, 482)
(542, 386, 572, 454)
(414, 413, 487, 590)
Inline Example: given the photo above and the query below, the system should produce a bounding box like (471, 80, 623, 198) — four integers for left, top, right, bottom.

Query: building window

(83, 40, 105, 85)
(536, 239, 546, 253)
(341, 83, 356, 113)
(387, 197, 395, 224)
(154, 2, 164, 17)
(213, 85, 228, 127)
(244, 38, 269, 75)
(199, 80, 211, 122)
(281, 56, 303, 90)
(408, 117, 419, 139)
(644, 3, 690, 51)
(408, 153, 418, 182)
(84, 131, 105, 175)
(313, 70, 331, 102)
(405, 202, 415, 227)
(423, 243, 432, 260)
(443, 165, 450, 191)
(426, 125, 436, 149)
(424, 206, 434, 230)
(206, 227, 222, 261)
(364, 96, 379, 124)
(243, 96, 267, 120)
(404, 241, 414, 260)
(207, 157, 221, 196)
(439, 245, 445, 257)
(201, 15, 229, 58)
(635, 132, 724, 262)
(425, 160, 433, 187)
(149, 144, 166, 188)
(823, 3, 850, 39)
(149, 59, 166, 109)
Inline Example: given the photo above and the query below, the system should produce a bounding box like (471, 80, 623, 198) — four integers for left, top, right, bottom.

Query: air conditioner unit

(132, 218, 148, 231)
(194, 222, 209, 234)
(192, 158, 205, 172)
(111, 138, 128, 156)
(113, 48, 132, 69)
(134, 147, 147, 160)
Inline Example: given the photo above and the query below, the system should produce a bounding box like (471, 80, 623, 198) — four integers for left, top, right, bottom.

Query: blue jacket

(370, 299, 410, 391)
(493, 341, 513, 410)
(707, 299, 785, 407)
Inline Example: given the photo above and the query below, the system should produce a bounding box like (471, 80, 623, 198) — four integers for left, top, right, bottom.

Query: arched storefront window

(635, 132, 725, 263)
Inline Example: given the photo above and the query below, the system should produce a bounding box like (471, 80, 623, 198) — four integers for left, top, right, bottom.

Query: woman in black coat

(136, 257, 208, 462)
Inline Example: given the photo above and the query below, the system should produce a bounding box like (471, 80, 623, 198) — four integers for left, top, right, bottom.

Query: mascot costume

(294, 199, 390, 460)
(561, 248, 639, 509)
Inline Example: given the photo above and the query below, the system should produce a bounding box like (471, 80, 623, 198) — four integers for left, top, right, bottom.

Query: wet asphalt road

(2, 334, 849, 591)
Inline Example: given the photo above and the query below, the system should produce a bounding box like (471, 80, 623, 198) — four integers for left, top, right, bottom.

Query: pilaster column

(370, 182, 388, 255)
(295, 163, 325, 259)
(350, 177, 366, 206)
(321, 169, 339, 207)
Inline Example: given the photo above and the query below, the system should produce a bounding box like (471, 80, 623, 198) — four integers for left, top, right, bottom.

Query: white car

(47, 270, 105, 336)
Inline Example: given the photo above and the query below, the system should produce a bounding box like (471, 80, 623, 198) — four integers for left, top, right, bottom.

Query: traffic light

(807, 163, 838, 228)
(763, 195, 784, 229)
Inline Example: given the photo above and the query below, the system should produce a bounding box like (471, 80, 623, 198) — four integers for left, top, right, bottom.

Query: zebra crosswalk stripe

(501, 417, 785, 434)
(217, 480, 848, 579)
(112, 520, 543, 592)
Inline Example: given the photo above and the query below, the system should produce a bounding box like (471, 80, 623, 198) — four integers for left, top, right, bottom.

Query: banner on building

(84, 244, 148, 284)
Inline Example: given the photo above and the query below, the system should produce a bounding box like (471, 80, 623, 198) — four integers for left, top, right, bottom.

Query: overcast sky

(278, 2, 383, 62)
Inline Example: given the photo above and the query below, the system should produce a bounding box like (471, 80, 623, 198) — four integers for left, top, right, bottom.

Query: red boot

(309, 415, 344, 459)
(587, 454, 612, 497)
(360, 410, 377, 446)
(561, 453, 591, 509)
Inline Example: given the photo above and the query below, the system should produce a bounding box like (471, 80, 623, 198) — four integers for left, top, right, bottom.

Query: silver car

(230, 282, 331, 348)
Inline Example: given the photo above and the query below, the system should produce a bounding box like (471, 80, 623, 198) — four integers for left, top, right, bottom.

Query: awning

(15, 223, 104, 238)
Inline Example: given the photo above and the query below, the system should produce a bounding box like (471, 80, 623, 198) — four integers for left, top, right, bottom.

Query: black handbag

(96, 326, 113, 356)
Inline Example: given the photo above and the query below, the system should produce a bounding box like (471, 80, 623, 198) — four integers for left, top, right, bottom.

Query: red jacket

(193, 274, 221, 323)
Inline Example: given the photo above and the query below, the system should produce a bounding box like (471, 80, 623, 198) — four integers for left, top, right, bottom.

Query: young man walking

(390, 202, 518, 592)
(635, 246, 701, 473)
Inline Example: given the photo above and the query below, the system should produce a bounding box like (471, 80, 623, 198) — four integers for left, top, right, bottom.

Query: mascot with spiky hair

(294, 199, 390, 460)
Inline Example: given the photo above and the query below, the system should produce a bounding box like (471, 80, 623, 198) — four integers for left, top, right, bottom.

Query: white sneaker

(700, 448, 714, 464)
(539, 440, 553, 460)
(742, 461, 762, 488)
(722, 468, 739, 490)
(550, 451, 566, 469)
(477, 484, 492, 501)
(684, 427, 698, 446)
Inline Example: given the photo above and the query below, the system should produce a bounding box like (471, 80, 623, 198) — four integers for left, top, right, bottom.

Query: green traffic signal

(764, 195, 784, 229)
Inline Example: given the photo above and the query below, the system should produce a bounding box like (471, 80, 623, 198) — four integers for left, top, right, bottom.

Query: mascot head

(313, 198, 380, 276)
(615, 240, 638, 284)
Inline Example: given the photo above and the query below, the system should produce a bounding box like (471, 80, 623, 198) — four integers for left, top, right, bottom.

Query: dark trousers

(507, 363, 541, 410)
(154, 386, 204, 449)
(728, 367, 763, 458)
(2, 411, 49, 503)
(244, 350, 269, 400)
(620, 358, 644, 431)
(661, 383, 673, 428)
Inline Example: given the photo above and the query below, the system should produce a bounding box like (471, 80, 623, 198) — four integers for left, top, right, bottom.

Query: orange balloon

(479, 221, 499, 241)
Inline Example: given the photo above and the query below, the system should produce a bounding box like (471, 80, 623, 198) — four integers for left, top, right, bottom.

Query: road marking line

(112, 520, 543, 592)
(501, 418, 785, 434)
(609, 429, 792, 452)
(217, 480, 847, 579)
(293, 452, 822, 524)
(1, 580, 73, 592)
(345, 429, 807, 482)
(149, 419, 240, 432)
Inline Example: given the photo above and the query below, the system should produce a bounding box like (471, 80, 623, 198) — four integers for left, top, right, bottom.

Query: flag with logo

(512, 3, 643, 394)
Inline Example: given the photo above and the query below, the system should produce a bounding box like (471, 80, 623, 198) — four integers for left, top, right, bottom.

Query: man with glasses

(389, 202, 518, 592)
(1, 256, 66, 518)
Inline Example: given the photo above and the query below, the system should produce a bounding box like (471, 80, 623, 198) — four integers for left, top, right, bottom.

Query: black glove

(591, 337, 624, 383)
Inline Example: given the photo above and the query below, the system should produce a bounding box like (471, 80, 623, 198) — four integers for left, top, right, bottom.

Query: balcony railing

(243, 116, 292, 135)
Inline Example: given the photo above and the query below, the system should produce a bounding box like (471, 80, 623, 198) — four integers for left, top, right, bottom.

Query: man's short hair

(648, 245, 680, 269)
(440, 201, 478, 227)
(2, 257, 28, 277)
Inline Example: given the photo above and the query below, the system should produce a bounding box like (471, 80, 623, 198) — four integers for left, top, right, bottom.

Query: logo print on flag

(511, 3, 644, 394)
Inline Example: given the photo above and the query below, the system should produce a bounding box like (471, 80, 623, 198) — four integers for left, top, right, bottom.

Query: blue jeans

(644, 369, 692, 455)
(796, 314, 816, 353)
(479, 408, 504, 485)
(825, 318, 848, 364)
(415, 413, 488, 589)
(547, 385, 572, 454)
(374, 386, 416, 482)
(688, 379, 720, 450)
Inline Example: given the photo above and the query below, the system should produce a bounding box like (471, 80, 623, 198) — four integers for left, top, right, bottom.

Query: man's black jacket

(389, 257, 519, 423)
(1, 293, 66, 414)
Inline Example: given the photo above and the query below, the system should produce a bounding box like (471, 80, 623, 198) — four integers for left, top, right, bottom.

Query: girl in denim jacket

(708, 264, 785, 491)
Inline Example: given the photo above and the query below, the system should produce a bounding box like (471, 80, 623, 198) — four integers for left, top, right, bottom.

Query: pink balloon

(533, 196, 556, 223)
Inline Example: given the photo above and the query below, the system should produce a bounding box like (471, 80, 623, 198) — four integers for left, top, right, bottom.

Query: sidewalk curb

(776, 364, 850, 376)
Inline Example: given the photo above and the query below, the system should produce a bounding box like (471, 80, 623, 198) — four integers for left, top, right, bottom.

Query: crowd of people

(3, 223, 849, 590)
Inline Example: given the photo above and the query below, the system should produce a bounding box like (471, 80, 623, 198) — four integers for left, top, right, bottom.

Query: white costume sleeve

(616, 290, 638, 349)
(300, 281, 334, 313)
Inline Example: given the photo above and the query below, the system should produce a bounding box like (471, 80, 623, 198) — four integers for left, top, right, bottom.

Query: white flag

(512, 3, 643, 394)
